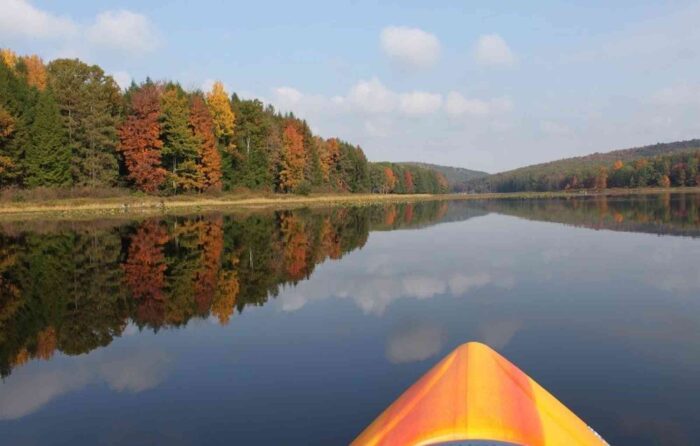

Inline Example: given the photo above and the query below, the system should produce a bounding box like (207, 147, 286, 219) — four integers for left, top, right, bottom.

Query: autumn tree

(403, 170, 414, 194)
(47, 59, 121, 186)
(279, 122, 306, 192)
(20, 55, 47, 90)
(118, 83, 166, 192)
(190, 94, 222, 190)
(205, 81, 235, 150)
(160, 85, 200, 191)
(384, 167, 397, 193)
(0, 49, 18, 69)
(25, 90, 71, 186)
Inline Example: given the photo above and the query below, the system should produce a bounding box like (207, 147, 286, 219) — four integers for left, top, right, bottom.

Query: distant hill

(461, 139, 700, 193)
(400, 162, 489, 187)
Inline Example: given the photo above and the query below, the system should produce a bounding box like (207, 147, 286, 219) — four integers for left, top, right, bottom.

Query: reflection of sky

(0, 344, 170, 420)
(2, 210, 700, 445)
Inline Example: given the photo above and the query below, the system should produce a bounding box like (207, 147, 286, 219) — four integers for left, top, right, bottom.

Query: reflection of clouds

(448, 272, 492, 295)
(280, 270, 509, 316)
(0, 368, 92, 420)
(100, 350, 170, 392)
(477, 320, 522, 350)
(0, 349, 170, 420)
(386, 322, 444, 364)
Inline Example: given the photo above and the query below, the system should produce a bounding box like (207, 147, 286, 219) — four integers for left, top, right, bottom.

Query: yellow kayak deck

(352, 342, 608, 446)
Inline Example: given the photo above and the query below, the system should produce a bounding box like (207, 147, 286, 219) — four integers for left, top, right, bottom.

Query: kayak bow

(352, 342, 608, 446)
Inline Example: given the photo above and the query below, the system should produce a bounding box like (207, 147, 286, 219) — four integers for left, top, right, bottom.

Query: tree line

(464, 144, 700, 193)
(0, 201, 451, 377)
(0, 49, 448, 195)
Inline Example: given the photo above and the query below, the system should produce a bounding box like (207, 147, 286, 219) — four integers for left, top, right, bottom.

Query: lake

(1, 193, 699, 445)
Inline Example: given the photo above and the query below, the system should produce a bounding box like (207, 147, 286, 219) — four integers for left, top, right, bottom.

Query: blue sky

(3, 0, 700, 172)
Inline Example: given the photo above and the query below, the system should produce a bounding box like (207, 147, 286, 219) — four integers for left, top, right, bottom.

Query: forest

(463, 140, 700, 193)
(0, 48, 448, 197)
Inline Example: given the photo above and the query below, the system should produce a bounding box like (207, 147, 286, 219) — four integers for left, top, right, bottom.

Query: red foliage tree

(118, 84, 166, 192)
(190, 95, 222, 191)
(403, 170, 414, 194)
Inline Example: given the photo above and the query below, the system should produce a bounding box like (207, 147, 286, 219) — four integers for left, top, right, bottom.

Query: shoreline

(0, 187, 698, 220)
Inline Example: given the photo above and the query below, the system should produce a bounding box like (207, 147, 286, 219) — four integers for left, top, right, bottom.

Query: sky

(3, 0, 700, 173)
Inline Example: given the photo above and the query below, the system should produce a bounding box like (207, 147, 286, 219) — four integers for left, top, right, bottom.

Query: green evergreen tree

(47, 59, 121, 187)
(25, 90, 71, 186)
(0, 58, 37, 186)
(160, 85, 199, 192)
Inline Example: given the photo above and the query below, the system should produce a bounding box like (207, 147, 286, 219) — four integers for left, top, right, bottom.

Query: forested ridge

(0, 48, 448, 197)
(463, 140, 700, 193)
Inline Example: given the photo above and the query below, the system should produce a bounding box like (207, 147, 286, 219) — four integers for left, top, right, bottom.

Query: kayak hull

(352, 342, 608, 446)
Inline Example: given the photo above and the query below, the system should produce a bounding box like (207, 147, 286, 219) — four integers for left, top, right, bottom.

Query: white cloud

(87, 10, 160, 55)
(445, 91, 513, 117)
(399, 91, 443, 116)
(348, 78, 397, 113)
(474, 34, 516, 67)
(112, 71, 132, 90)
(0, 0, 77, 40)
(273, 86, 304, 106)
(380, 26, 441, 69)
(0, 2, 159, 58)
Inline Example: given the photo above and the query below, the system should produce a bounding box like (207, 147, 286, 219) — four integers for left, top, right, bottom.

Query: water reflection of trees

(0, 202, 451, 377)
(479, 193, 700, 237)
(1, 194, 698, 376)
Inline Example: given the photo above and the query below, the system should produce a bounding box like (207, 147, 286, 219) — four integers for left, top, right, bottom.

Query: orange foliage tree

(118, 84, 166, 192)
(21, 55, 47, 90)
(190, 95, 222, 191)
(384, 167, 397, 193)
(279, 122, 306, 192)
(321, 137, 340, 183)
(403, 170, 414, 194)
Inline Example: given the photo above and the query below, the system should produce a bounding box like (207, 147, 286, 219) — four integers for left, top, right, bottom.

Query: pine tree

(25, 90, 71, 186)
(0, 56, 36, 186)
(47, 59, 121, 187)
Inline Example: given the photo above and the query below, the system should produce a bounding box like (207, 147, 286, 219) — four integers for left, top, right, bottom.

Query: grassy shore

(0, 187, 698, 219)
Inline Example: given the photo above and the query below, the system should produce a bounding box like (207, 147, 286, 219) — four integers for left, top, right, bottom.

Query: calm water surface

(1, 194, 699, 445)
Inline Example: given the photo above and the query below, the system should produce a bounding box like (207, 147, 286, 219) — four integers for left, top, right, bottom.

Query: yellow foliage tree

(0, 48, 17, 68)
(21, 55, 47, 90)
(205, 81, 235, 151)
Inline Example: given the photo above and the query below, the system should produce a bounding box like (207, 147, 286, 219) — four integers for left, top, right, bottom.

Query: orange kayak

(352, 342, 608, 446)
